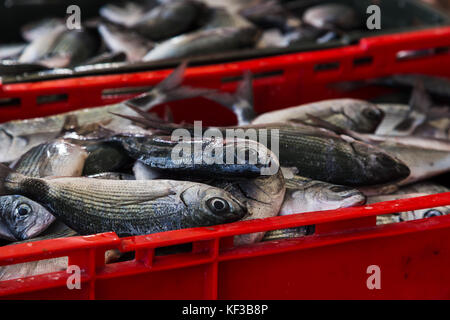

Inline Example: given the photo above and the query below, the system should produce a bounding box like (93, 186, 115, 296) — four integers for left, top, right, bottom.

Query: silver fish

(0, 141, 87, 241)
(98, 23, 154, 63)
(0, 62, 214, 163)
(143, 27, 260, 62)
(302, 3, 359, 30)
(252, 99, 384, 133)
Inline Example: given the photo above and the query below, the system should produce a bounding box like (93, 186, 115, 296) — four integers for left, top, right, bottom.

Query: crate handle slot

(36, 94, 68, 105)
(0, 97, 21, 108)
(314, 62, 341, 72)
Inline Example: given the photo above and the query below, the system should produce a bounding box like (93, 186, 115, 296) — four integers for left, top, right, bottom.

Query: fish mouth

(0, 220, 17, 241)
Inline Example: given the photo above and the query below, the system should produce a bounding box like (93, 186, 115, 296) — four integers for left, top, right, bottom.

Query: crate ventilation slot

(0, 97, 20, 108)
(102, 86, 154, 98)
(314, 62, 340, 72)
(353, 56, 374, 67)
(397, 46, 450, 61)
(36, 94, 68, 105)
(221, 70, 284, 83)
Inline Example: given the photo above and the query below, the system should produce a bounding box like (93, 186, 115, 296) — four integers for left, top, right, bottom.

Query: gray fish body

(202, 7, 253, 30)
(0, 43, 27, 60)
(0, 62, 194, 163)
(0, 103, 130, 163)
(210, 169, 286, 245)
(143, 27, 260, 61)
(252, 99, 384, 133)
(366, 135, 450, 186)
(44, 29, 100, 68)
(263, 175, 365, 242)
(99, 2, 147, 28)
(18, 25, 66, 63)
(280, 175, 366, 216)
(1, 171, 246, 237)
(132, 158, 286, 245)
(21, 17, 65, 42)
(98, 23, 153, 62)
(302, 3, 359, 30)
(0, 141, 87, 241)
(133, 0, 206, 41)
(269, 127, 409, 186)
(83, 142, 132, 176)
(113, 136, 277, 178)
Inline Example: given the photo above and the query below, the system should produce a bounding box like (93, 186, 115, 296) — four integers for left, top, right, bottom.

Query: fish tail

(203, 71, 256, 125)
(125, 61, 218, 112)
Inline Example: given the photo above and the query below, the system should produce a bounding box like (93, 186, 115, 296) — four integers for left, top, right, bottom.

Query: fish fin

(394, 81, 432, 132)
(125, 62, 217, 112)
(304, 113, 371, 143)
(0, 163, 15, 196)
(61, 115, 79, 133)
(409, 80, 433, 115)
(158, 61, 188, 92)
(204, 71, 256, 125)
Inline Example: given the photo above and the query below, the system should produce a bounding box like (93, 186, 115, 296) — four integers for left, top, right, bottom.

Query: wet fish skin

(98, 23, 154, 63)
(20, 17, 65, 42)
(0, 43, 27, 60)
(0, 164, 247, 237)
(211, 168, 286, 246)
(280, 175, 366, 216)
(270, 128, 410, 186)
(0, 195, 54, 241)
(99, 2, 147, 28)
(0, 62, 208, 163)
(18, 25, 66, 63)
(13, 140, 88, 178)
(82, 142, 133, 176)
(132, 157, 286, 245)
(202, 7, 253, 30)
(252, 99, 384, 133)
(302, 3, 360, 30)
(263, 174, 365, 242)
(111, 135, 278, 179)
(0, 141, 87, 241)
(143, 26, 260, 62)
(117, 111, 410, 186)
(133, 0, 207, 41)
(43, 29, 101, 68)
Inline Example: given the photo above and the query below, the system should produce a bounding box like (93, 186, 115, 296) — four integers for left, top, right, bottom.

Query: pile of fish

(1, 63, 450, 280)
(0, 0, 392, 76)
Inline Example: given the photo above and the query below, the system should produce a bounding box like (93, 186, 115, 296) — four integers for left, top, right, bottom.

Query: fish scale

(0, 168, 246, 237)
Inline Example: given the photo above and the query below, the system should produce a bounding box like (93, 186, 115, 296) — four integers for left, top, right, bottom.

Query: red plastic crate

(1, 27, 450, 299)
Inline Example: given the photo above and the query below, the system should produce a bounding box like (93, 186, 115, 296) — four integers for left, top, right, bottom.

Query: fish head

(352, 141, 411, 185)
(342, 101, 384, 133)
(181, 185, 247, 225)
(281, 180, 365, 215)
(0, 195, 55, 241)
(308, 184, 366, 210)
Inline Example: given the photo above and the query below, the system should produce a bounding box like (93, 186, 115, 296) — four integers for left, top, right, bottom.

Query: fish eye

(362, 108, 382, 121)
(424, 210, 443, 218)
(15, 203, 32, 217)
(207, 197, 230, 214)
